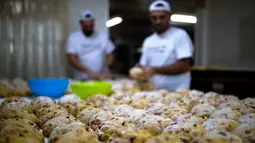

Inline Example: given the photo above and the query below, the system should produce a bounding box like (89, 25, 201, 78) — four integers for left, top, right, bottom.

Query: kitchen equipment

(27, 78, 69, 98)
(71, 81, 112, 100)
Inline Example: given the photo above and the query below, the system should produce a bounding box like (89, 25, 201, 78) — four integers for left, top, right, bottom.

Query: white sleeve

(66, 35, 78, 54)
(106, 39, 116, 54)
(175, 32, 194, 60)
(139, 42, 148, 66)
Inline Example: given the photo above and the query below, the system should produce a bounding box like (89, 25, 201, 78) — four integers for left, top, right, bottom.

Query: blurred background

(0, 0, 255, 96)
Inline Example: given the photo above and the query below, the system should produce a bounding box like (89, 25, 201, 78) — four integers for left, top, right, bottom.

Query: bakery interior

(0, 0, 255, 143)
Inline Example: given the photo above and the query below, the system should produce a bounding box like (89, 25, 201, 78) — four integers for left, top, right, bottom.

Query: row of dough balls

(59, 95, 165, 142)
(1, 89, 254, 143)
(58, 90, 255, 143)
(111, 89, 255, 118)
(0, 78, 30, 97)
(31, 96, 100, 143)
(0, 97, 43, 143)
(0, 96, 100, 143)
(59, 95, 197, 142)
(61, 95, 190, 142)
(108, 79, 154, 94)
(123, 90, 255, 143)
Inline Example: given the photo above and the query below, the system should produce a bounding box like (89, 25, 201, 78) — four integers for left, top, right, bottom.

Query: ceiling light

(171, 14, 197, 24)
(106, 17, 123, 27)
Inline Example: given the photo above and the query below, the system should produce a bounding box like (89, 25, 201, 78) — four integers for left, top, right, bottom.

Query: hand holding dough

(129, 67, 148, 81)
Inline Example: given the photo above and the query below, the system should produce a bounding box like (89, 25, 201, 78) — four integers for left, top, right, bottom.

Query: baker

(133, 0, 194, 91)
(67, 10, 115, 80)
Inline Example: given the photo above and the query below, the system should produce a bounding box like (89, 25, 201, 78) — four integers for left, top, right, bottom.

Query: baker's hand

(87, 71, 101, 80)
(135, 64, 143, 68)
(143, 66, 155, 78)
(130, 66, 152, 81)
(134, 72, 148, 81)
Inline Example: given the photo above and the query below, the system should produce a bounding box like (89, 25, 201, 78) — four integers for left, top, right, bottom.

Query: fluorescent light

(171, 14, 197, 24)
(106, 17, 123, 27)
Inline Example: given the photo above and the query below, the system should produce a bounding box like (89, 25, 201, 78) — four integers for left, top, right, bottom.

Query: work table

(191, 69, 255, 98)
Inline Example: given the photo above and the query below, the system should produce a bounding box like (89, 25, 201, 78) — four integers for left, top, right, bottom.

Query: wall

(195, 8, 208, 66)
(195, 0, 255, 70)
(68, 0, 109, 34)
(0, 0, 110, 79)
(67, 0, 110, 77)
(0, 0, 68, 79)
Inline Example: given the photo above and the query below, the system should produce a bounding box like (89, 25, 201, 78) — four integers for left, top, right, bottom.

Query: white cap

(149, 0, 171, 12)
(80, 10, 94, 21)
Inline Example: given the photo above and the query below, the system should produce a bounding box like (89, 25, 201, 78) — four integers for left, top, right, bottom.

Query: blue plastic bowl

(27, 78, 69, 98)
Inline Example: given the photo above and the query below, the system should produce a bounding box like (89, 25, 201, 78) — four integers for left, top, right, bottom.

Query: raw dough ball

(202, 119, 239, 132)
(136, 115, 163, 135)
(35, 104, 66, 118)
(112, 104, 135, 117)
(163, 122, 204, 138)
(130, 99, 149, 109)
(0, 119, 44, 143)
(118, 129, 152, 143)
(145, 133, 181, 143)
(1, 100, 33, 113)
(145, 103, 169, 116)
(58, 94, 82, 105)
(0, 108, 38, 123)
(129, 67, 144, 78)
(218, 100, 241, 111)
(210, 108, 242, 120)
(238, 113, 255, 124)
(86, 94, 109, 108)
(77, 107, 102, 125)
(0, 118, 40, 132)
(196, 129, 242, 143)
(0, 96, 21, 108)
(96, 123, 122, 141)
(191, 103, 216, 117)
(38, 110, 69, 127)
(42, 115, 78, 137)
(240, 102, 255, 115)
(31, 96, 56, 111)
(233, 120, 255, 143)
(89, 111, 118, 131)
(107, 137, 130, 143)
(49, 123, 99, 143)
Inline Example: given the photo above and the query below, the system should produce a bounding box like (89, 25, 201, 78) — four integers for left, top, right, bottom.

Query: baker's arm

(67, 53, 100, 80)
(67, 53, 91, 72)
(153, 30, 193, 75)
(102, 38, 116, 79)
(106, 52, 114, 68)
(153, 58, 191, 75)
(144, 30, 193, 77)
(66, 35, 93, 73)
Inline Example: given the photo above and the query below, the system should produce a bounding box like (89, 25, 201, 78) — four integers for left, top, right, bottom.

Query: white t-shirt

(139, 27, 193, 91)
(66, 31, 115, 80)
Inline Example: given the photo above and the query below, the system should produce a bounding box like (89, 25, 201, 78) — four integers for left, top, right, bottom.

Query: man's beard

(152, 24, 169, 34)
(82, 29, 93, 36)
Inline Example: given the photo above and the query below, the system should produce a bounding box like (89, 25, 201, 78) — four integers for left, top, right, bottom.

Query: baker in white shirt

(66, 10, 115, 80)
(133, 0, 194, 91)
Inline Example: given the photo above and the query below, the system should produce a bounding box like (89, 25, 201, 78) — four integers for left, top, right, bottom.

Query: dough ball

(0, 108, 38, 123)
(49, 123, 99, 143)
(0, 119, 43, 143)
(42, 115, 78, 137)
(31, 96, 56, 111)
(38, 110, 69, 127)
